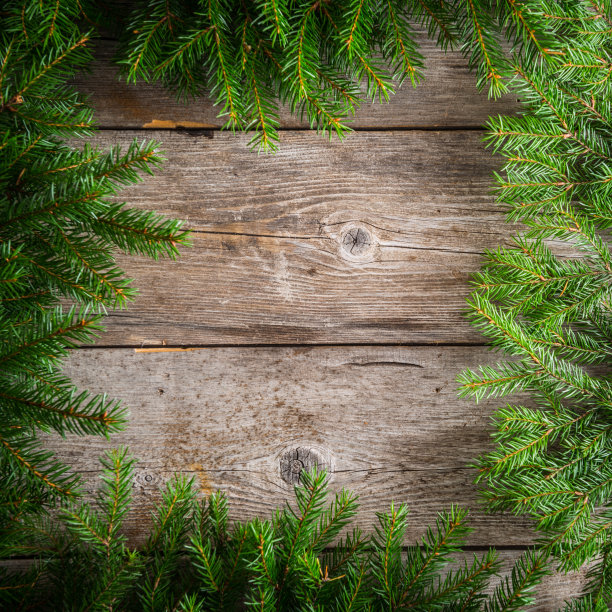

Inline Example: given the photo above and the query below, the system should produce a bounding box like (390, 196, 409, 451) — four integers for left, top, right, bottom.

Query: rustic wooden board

(49, 345, 536, 547)
(76, 37, 519, 130)
(87, 130, 515, 346)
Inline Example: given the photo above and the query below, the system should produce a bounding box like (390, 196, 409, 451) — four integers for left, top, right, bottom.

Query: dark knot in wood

(342, 226, 372, 257)
(279, 447, 329, 485)
(133, 470, 162, 491)
(336, 222, 378, 262)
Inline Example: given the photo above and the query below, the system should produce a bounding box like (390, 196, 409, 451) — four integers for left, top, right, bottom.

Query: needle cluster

(0, 0, 188, 537)
(117, 0, 561, 151)
(1, 453, 549, 611)
(459, 2, 612, 608)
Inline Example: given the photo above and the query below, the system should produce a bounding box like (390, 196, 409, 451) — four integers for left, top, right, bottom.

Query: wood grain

(86, 130, 515, 346)
(76, 36, 519, 130)
(50, 345, 533, 547)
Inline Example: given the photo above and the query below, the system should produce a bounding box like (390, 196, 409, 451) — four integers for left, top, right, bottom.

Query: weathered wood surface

(76, 37, 519, 130)
(87, 129, 514, 346)
(52, 345, 533, 547)
(41, 34, 591, 608)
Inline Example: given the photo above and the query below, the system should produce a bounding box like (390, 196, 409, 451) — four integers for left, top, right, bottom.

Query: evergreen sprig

(0, 452, 551, 610)
(0, 0, 188, 534)
(116, 0, 562, 152)
(459, 1, 612, 607)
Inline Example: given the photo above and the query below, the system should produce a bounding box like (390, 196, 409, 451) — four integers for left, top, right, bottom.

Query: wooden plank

(86, 130, 514, 346)
(50, 346, 534, 547)
(0, 552, 588, 610)
(76, 37, 519, 130)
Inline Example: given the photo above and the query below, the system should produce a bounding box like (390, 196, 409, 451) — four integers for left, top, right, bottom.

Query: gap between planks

(94, 125, 491, 132)
(75, 342, 491, 350)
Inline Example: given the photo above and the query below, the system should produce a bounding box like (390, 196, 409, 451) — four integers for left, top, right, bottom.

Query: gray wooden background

(45, 36, 589, 606)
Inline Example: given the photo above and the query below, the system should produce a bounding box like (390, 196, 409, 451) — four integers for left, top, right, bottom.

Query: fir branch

(115, 0, 552, 151)
(1, 458, 554, 609)
(461, 1, 612, 594)
(0, 0, 189, 576)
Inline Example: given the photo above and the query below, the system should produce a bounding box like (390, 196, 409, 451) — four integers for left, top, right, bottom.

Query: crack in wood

(342, 361, 424, 368)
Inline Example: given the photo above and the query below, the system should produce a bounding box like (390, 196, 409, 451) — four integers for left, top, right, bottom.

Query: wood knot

(342, 226, 371, 255)
(338, 223, 378, 262)
(279, 447, 330, 485)
(133, 469, 162, 491)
